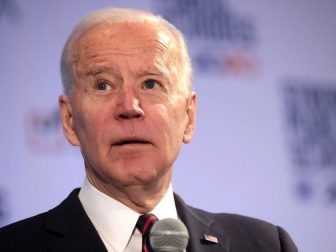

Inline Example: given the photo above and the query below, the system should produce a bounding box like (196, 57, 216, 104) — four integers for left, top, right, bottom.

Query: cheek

(167, 97, 188, 127)
(149, 103, 187, 143)
(73, 104, 110, 145)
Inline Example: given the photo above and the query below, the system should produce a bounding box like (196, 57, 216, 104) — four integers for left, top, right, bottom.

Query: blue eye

(144, 79, 157, 89)
(97, 82, 109, 90)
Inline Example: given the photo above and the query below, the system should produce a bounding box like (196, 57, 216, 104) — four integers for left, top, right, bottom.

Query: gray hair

(60, 7, 192, 96)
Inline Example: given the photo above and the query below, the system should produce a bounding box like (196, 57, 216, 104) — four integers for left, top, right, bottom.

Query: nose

(115, 87, 144, 120)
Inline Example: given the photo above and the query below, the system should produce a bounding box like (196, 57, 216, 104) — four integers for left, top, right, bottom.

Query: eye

(144, 79, 159, 89)
(96, 81, 110, 91)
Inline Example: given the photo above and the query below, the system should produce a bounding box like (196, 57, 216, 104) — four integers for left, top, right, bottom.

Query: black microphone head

(149, 218, 189, 252)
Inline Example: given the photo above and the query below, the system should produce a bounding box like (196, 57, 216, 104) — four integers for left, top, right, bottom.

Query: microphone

(149, 218, 189, 252)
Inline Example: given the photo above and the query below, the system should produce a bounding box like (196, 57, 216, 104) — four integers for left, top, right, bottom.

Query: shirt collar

(79, 178, 178, 252)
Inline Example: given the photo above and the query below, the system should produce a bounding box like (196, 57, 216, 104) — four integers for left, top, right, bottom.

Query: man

(0, 7, 297, 252)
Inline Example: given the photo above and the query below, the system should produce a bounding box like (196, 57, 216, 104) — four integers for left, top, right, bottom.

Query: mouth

(113, 139, 151, 146)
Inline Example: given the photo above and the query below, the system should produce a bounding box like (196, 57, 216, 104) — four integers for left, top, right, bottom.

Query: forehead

(72, 22, 175, 64)
(69, 22, 183, 92)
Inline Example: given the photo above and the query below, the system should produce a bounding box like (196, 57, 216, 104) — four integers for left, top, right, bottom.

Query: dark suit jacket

(0, 189, 297, 251)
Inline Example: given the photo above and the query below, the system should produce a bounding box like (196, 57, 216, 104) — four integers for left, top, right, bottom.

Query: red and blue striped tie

(136, 214, 158, 252)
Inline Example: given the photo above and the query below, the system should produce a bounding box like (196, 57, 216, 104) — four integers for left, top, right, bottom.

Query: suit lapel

(43, 189, 107, 252)
(40, 189, 230, 252)
(174, 194, 230, 252)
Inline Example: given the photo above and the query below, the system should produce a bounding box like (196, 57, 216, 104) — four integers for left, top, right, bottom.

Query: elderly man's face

(60, 23, 196, 191)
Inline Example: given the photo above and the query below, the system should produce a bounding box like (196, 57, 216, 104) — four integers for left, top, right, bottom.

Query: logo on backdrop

(283, 79, 336, 205)
(24, 107, 74, 155)
(151, 0, 260, 77)
(0, 0, 22, 23)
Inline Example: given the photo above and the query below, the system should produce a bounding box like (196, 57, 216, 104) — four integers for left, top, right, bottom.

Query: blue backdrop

(1, 1, 336, 251)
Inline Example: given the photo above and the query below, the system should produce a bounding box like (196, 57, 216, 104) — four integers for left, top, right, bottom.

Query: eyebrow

(139, 69, 163, 77)
(85, 66, 171, 83)
(138, 66, 170, 77)
(85, 66, 109, 76)
(138, 69, 171, 83)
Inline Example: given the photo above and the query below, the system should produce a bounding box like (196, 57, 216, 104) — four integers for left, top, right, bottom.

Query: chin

(103, 162, 159, 181)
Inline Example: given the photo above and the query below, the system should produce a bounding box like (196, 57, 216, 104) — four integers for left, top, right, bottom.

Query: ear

(59, 95, 80, 146)
(183, 91, 196, 144)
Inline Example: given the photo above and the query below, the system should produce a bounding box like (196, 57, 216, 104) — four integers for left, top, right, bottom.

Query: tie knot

(136, 213, 158, 236)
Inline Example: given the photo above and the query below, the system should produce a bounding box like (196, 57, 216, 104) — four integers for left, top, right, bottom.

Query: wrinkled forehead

(71, 22, 176, 62)
(67, 22, 182, 90)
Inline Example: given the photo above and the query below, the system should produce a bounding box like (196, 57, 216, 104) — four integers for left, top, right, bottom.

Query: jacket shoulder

(0, 189, 81, 251)
(0, 211, 48, 233)
(190, 205, 297, 251)
(174, 194, 297, 252)
(0, 211, 51, 250)
(188, 205, 277, 234)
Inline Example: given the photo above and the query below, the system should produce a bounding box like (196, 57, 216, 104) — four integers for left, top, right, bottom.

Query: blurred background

(1, 0, 336, 251)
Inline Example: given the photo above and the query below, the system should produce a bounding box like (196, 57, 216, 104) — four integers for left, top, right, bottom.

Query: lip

(112, 137, 152, 147)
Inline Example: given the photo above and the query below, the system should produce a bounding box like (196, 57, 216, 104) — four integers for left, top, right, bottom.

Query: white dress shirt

(79, 178, 179, 252)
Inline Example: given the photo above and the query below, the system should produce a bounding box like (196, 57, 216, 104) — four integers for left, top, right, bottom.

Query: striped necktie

(136, 214, 158, 252)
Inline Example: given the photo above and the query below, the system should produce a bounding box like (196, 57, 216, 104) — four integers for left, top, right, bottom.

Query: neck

(86, 171, 172, 213)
